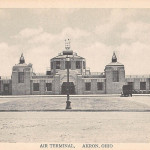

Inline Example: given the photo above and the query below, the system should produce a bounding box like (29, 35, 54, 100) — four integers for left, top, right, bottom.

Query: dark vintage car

(121, 85, 132, 97)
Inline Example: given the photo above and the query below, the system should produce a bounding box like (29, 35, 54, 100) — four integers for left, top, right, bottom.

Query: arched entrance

(61, 82, 75, 94)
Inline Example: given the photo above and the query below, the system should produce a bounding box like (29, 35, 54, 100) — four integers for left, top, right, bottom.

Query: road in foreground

(0, 112, 150, 143)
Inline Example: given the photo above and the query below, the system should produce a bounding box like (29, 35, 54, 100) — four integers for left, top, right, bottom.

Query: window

(97, 82, 103, 90)
(76, 61, 81, 69)
(56, 61, 60, 69)
(65, 61, 71, 69)
(3, 84, 9, 91)
(18, 72, 24, 83)
(51, 62, 53, 69)
(33, 83, 39, 91)
(128, 82, 134, 90)
(83, 61, 85, 69)
(46, 83, 52, 91)
(85, 82, 91, 91)
(113, 71, 119, 82)
(140, 82, 146, 90)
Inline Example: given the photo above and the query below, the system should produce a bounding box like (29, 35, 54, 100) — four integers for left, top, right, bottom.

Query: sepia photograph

(0, 4, 150, 149)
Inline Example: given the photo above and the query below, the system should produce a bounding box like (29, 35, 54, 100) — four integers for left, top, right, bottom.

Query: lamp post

(66, 56, 72, 109)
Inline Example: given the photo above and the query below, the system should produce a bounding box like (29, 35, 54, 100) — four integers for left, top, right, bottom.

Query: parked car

(121, 85, 132, 97)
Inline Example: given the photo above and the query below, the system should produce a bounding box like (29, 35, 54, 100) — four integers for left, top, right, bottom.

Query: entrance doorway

(61, 82, 75, 95)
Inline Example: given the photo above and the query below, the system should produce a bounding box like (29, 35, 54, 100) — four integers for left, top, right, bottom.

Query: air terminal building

(0, 41, 149, 95)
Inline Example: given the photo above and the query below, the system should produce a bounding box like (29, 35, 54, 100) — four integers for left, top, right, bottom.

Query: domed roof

(51, 39, 85, 60)
(51, 51, 84, 60)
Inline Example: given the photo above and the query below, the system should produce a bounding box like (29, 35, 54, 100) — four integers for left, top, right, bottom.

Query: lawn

(0, 96, 150, 111)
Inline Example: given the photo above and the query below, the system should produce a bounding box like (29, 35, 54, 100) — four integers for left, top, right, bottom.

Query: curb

(0, 94, 150, 98)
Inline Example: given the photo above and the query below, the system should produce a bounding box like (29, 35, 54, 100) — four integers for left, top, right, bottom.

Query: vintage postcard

(0, 0, 150, 150)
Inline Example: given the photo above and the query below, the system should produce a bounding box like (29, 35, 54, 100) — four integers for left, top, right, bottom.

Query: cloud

(95, 23, 113, 40)
(28, 27, 90, 45)
(93, 9, 150, 75)
(80, 39, 150, 75)
(25, 45, 52, 73)
(61, 27, 90, 39)
(29, 32, 55, 44)
(94, 9, 129, 44)
(116, 41, 150, 75)
(94, 9, 150, 45)
(1, 9, 150, 76)
(8, 27, 90, 74)
(0, 42, 19, 76)
(13, 27, 90, 45)
(121, 22, 150, 43)
(80, 42, 113, 72)
(14, 27, 43, 39)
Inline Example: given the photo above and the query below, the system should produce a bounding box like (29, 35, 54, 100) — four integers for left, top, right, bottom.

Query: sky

(0, 8, 150, 76)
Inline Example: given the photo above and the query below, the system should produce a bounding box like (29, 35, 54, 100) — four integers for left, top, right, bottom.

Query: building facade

(0, 43, 150, 95)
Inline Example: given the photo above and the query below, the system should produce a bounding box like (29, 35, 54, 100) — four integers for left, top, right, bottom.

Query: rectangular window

(18, 72, 24, 83)
(46, 83, 52, 91)
(97, 82, 103, 90)
(140, 82, 146, 90)
(33, 83, 39, 91)
(76, 61, 81, 69)
(56, 61, 60, 69)
(65, 61, 71, 69)
(128, 82, 134, 90)
(113, 71, 119, 82)
(85, 82, 91, 91)
(3, 84, 9, 92)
